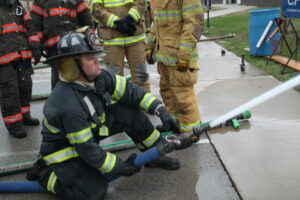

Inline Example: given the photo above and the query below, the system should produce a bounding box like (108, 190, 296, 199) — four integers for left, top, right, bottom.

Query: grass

(204, 8, 300, 91)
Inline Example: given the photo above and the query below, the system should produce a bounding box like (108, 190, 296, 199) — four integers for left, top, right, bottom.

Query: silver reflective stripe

(44, 147, 78, 165)
(83, 96, 96, 117)
(67, 128, 93, 144)
(44, 118, 60, 134)
(99, 152, 116, 173)
(47, 172, 57, 194)
(99, 125, 109, 136)
(143, 129, 159, 147)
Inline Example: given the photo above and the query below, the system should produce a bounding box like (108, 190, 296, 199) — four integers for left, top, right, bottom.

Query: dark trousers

(0, 61, 33, 130)
(39, 104, 157, 200)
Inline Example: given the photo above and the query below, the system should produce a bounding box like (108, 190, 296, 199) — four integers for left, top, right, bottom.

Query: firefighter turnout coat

(0, 0, 33, 65)
(146, 0, 204, 68)
(28, 0, 94, 49)
(40, 70, 161, 193)
(92, 0, 146, 46)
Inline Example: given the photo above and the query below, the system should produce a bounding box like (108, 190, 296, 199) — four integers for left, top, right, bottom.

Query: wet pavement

(2, 3, 300, 200)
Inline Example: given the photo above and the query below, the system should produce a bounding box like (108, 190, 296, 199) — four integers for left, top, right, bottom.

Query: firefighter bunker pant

(103, 43, 151, 92)
(157, 63, 201, 133)
(38, 103, 160, 200)
(0, 60, 33, 131)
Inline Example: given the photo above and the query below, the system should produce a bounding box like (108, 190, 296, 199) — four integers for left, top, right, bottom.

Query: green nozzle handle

(242, 110, 251, 119)
(231, 119, 240, 129)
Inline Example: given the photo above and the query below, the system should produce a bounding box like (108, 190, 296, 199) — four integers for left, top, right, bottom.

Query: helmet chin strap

(74, 57, 94, 83)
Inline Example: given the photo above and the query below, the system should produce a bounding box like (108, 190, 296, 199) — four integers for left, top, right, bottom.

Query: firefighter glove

(146, 49, 155, 64)
(116, 153, 141, 176)
(177, 58, 189, 72)
(155, 105, 181, 134)
(32, 46, 42, 65)
(114, 15, 136, 36)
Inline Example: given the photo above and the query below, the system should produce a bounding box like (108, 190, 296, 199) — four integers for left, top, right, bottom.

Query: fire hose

(0, 140, 174, 193)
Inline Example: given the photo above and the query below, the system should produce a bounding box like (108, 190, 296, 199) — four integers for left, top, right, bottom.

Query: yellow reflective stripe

(99, 152, 116, 173)
(103, 33, 145, 45)
(171, 114, 178, 121)
(99, 112, 106, 123)
(100, 0, 134, 7)
(107, 14, 119, 28)
(154, 10, 180, 20)
(146, 35, 154, 44)
(189, 53, 199, 62)
(66, 127, 93, 144)
(128, 8, 140, 21)
(153, 53, 177, 66)
(182, 3, 203, 15)
(47, 172, 57, 194)
(44, 147, 79, 165)
(139, 93, 156, 112)
(111, 75, 126, 101)
(44, 118, 60, 134)
(99, 125, 109, 136)
(142, 129, 160, 148)
(136, 143, 145, 150)
(180, 40, 195, 53)
(180, 120, 201, 132)
(92, 0, 103, 4)
(91, 122, 97, 129)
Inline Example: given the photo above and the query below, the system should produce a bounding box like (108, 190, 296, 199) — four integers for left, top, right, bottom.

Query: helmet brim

(44, 49, 105, 63)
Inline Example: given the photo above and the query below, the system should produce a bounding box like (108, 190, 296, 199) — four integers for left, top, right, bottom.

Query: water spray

(193, 75, 300, 137)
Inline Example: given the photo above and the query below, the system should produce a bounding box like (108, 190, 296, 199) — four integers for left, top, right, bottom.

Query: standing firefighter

(91, 0, 151, 92)
(28, 0, 94, 89)
(0, 0, 40, 138)
(146, 0, 204, 148)
(26, 30, 180, 200)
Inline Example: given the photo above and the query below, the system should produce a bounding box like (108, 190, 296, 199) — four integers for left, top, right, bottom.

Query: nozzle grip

(193, 124, 210, 137)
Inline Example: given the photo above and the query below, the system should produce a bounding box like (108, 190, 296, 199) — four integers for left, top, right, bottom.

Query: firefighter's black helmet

(45, 30, 104, 63)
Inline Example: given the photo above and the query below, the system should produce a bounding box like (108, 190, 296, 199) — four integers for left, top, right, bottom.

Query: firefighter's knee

(106, 65, 121, 75)
(135, 62, 149, 84)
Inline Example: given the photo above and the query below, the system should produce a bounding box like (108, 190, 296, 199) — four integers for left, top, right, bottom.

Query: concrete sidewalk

(206, 4, 256, 18)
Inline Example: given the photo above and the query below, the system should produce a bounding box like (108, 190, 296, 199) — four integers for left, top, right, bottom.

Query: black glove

(32, 46, 42, 65)
(116, 153, 141, 176)
(155, 106, 181, 134)
(114, 15, 136, 36)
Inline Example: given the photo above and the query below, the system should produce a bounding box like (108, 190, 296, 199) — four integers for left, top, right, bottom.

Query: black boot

(26, 158, 48, 181)
(144, 156, 180, 170)
(8, 126, 27, 138)
(23, 114, 40, 126)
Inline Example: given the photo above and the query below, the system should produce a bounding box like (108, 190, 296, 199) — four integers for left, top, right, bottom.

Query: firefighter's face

(80, 54, 101, 80)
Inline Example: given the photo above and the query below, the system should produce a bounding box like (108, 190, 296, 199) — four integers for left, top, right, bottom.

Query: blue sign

(204, 0, 211, 10)
(282, 0, 300, 19)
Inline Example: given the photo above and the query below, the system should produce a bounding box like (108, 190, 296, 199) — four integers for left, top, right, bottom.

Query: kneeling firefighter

(26, 28, 180, 200)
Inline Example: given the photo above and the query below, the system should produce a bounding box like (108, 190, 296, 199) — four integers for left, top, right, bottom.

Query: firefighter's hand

(146, 49, 155, 64)
(32, 47, 42, 65)
(155, 105, 181, 134)
(177, 58, 189, 72)
(116, 153, 141, 176)
(114, 16, 136, 36)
